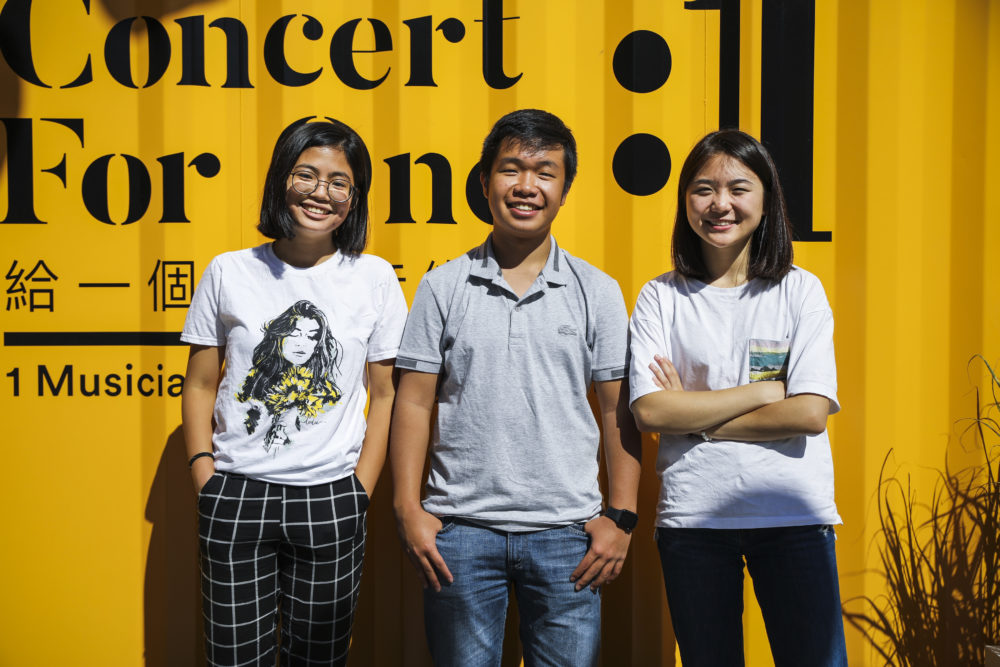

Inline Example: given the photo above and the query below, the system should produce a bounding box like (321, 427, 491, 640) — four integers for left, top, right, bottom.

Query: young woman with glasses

(181, 118, 407, 666)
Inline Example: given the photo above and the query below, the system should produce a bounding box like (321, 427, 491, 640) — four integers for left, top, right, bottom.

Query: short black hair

(258, 117, 372, 255)
(671, 129, 793, 281)
(479, 109, 578, 195)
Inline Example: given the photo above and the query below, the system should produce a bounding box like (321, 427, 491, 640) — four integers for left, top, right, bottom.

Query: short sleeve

(591, 277, 629, 383)
(366, 267, 408, 362)
(395, 274, 446, 374)
(180, 257, 226, 346)
(785, 276, 840, 414)
(628, 281, 669, 406)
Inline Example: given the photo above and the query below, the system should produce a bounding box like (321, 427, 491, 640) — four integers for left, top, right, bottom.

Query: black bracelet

(188, 452, 215, 468)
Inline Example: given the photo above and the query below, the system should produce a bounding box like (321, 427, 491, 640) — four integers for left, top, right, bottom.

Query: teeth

(304, 205, 327, 214)
(512, 204, 536, 211)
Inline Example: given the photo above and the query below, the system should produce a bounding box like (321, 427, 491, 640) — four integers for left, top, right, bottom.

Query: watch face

(606, 507, 638, 532)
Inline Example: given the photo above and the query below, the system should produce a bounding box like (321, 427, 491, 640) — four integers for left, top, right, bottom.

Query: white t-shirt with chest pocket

(629, 266, 842, 529)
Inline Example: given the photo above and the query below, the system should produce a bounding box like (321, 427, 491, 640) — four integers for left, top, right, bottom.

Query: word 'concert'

(0, 0, 521, 90)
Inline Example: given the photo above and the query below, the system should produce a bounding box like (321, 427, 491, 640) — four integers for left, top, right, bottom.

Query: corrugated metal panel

(0, 0, 996, 664)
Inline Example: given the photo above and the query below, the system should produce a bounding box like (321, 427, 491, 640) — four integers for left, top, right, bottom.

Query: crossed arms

(631, 355, 831, 442)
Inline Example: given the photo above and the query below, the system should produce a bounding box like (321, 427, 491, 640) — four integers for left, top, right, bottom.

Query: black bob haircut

(672, 129, 794, 282)
(479, 109, 578, 195)
(258, 117, 372, 255)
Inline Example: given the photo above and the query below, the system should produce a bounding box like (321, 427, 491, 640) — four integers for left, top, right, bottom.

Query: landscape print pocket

(749, 338, 789, 382)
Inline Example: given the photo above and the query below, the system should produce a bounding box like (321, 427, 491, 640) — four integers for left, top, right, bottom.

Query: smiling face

(686, 153, 766, 257)
(285, 146, 354, 241)
(481, 140, 568, 241)
(280, 317, 321, 365)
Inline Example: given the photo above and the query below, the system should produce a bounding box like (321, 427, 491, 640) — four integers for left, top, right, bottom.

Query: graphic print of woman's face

(280, 317, 321, 365)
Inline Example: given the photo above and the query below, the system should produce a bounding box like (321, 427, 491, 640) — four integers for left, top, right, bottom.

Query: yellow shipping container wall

(1, 1, 997, 664)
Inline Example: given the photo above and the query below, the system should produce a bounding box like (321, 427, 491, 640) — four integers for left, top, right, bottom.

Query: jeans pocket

(565, 522, 589, 538)
(436, 517, 458, 536)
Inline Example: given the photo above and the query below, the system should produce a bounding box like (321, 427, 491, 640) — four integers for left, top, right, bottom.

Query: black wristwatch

(602, 506, 638, 534)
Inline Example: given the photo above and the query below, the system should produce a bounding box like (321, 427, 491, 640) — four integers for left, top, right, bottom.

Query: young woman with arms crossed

(181, 119, 407, 666)
(629, 130, 847, 666)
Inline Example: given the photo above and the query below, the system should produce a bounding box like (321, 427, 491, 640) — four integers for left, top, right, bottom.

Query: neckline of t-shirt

(685, 274, 759, 295)
(263, 242, 344, 274)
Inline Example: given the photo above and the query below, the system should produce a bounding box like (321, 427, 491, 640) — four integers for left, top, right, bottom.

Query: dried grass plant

(843, 356, 999, 665)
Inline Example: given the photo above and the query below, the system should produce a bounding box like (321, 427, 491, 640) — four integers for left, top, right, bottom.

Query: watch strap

(603, 506, 638, 534)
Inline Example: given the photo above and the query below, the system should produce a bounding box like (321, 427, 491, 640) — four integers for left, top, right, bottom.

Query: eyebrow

(294, 164, 353, 180)
(690, 177, 755, 187)
(496, 156, 562, 171)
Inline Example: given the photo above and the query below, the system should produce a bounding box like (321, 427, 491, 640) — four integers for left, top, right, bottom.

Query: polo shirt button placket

(510, 300, 526, 350)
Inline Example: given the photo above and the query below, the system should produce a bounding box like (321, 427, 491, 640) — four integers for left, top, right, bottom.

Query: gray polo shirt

(396, 236, 629, 531)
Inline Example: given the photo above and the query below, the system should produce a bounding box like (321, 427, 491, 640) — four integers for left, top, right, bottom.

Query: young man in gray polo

(390, 109, 641, 666)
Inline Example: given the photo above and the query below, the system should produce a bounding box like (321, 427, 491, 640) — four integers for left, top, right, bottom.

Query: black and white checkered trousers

(197, 471, 370, 666)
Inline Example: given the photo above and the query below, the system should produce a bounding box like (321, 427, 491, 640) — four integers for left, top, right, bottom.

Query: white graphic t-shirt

(181, 244, 407, 485)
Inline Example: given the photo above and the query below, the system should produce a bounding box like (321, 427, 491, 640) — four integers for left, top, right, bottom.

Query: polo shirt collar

(472, 235, 569, 287)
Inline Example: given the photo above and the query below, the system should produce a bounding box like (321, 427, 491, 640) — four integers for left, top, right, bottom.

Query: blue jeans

(655, 524, 847, 667)
(424, 519, 601, 667)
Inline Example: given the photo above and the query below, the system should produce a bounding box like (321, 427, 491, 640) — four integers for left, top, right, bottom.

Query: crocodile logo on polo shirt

(557, 325, 578, 336)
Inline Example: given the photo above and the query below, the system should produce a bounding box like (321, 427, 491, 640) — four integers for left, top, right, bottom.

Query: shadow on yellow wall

(143, 426, 204, 666)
